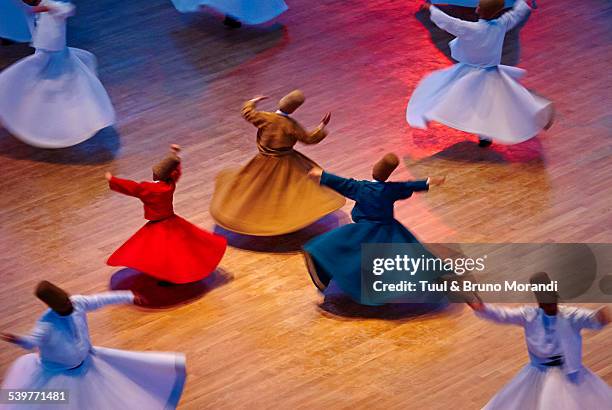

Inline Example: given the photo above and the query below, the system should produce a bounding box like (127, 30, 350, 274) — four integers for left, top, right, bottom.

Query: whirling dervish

(408, 0, 553, 147)
(169, 0, 288, 28)
(0, 0, 115, 148)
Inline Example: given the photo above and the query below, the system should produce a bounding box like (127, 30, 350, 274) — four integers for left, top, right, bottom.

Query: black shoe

(544, 103, 555, 130)
(157, 280, 177, 287)
(0, 38, 16, 46)
(223, 16, 242, 29)
(478, 137, 492, 148)
(303, 251, 330, 292)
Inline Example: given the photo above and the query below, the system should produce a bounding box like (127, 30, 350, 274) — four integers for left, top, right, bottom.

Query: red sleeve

(109, 176, 143, 198)
(169, 164, 182, 184)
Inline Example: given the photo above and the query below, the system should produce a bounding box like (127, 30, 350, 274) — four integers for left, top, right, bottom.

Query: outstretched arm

(71, 291, 135, 312)
(392, 176, 445, 199)
(46, 1, 75, 18)
(426, 4, 475, 37)
(106, 174, 143, 198)
(1, 322, 51, 350)
(241, 96, 268, 128)
(299, 112, 332, 145)
(469, 303, 528, 326)
(565, 306, 609, 331)
(168, 144, 182, 184)
(499, 0, 531, 31)
(309, 168, 362, 201)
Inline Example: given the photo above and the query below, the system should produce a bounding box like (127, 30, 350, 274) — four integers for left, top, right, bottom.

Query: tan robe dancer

(210, 90, 345, 236)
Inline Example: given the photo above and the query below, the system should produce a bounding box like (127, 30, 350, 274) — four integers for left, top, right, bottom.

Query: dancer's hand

(251, 96, 268, 104)
(104, 172, 113, 181)
(428, 175, 446, 186)
(132, 293, 148, 307)
(596, 306, 610, 326)
(308, 167, 323, 181)
(170, 144, 181, 153)
(320, 112, 331, 128)
(30, 6, 51, 14)
(0, 332, 18, 344)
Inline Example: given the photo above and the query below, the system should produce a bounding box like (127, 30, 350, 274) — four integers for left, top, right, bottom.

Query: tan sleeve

(241, 100, 268, 128)
(295, 123, 328, 145)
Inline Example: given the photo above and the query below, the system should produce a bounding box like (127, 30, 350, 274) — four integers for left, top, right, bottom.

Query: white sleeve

(475, 304, 528, 326)
(498, 0, 531, 31)
(71, 292, 134, 312)
(49, 1, 76, 18)
(429, 6, 476, 38)
(564, 307, 605, 331)
(16, 321, 51, 350)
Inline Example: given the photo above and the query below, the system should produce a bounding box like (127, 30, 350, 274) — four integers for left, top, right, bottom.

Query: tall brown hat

(478, 0, 504, 19)
(372, 153, 400, 182)
(35, 281, 73, 316)
(278, 90, 305, 114)
(153, 145, 181, 181)
(530, 272, 559, 304)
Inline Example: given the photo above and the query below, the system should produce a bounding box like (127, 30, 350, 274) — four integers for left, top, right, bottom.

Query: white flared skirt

(407, 64, 553, 144)
(0, 47, 115, 148)
(483, 365, 612, 410)
(0, 347, 186, 410)
(0, 0, 33, 43)
(170, 0, 288, 24)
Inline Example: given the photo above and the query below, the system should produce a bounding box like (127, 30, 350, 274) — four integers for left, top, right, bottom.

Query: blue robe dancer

(408, 0, 553, 145)
(0, 281, 186, 410)
(0, 0, 34, 43)
(303, 154, 447, 305)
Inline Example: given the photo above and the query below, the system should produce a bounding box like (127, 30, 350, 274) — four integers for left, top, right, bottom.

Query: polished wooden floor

(0, 0, 610, 408)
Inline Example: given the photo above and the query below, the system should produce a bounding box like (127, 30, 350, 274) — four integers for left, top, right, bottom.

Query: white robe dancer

(0, 0, 115, 148)
(475, 305, 612, 410)
(407, 0, 553, 144)
(0, 0, 34, 42)
(0, 292, 187, 410)
(170, 0, 288, 25)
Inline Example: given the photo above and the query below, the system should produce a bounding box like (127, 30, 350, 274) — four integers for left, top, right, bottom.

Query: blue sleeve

(320, 171, 363, 201)
(392, 180, 429, 199)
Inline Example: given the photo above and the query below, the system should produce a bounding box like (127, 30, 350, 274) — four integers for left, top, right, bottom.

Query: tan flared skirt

(210, 150, 345, 236)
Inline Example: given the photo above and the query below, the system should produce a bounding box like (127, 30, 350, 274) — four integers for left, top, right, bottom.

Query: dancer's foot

(478, 137, 492, 148)
(0, 38, 16, 46)
(223, 16, 242, 29)
(158, 280, 177, 287)
(544, 104, 555, 130)
(303, 251, 330, 292)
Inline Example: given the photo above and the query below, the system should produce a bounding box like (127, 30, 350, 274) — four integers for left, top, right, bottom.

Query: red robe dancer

(107, 145, 227, 284)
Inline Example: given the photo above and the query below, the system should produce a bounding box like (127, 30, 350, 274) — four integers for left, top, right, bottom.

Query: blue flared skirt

(304, 220, 446, 305)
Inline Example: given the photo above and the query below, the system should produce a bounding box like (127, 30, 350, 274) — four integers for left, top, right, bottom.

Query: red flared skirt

(108, 215, 227, 283)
